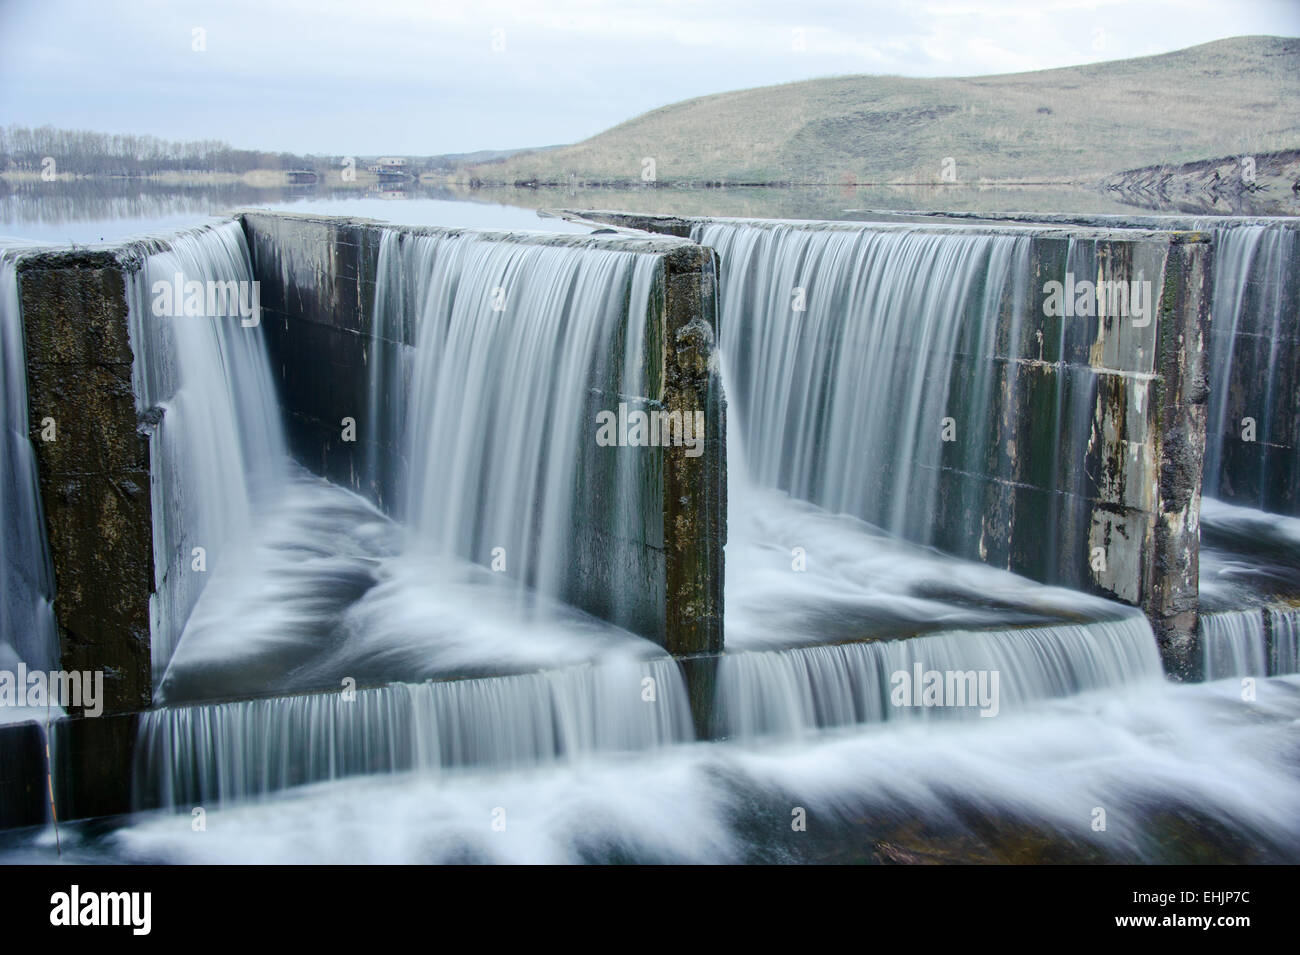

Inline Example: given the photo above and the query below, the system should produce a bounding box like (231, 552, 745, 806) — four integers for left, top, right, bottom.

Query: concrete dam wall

(572, 212, 1213, 676)
(848, 211, 1300, 517)
(0, 214, 727, 826)
(4, 207, 1276, 829)
(240, 212, 725, 656)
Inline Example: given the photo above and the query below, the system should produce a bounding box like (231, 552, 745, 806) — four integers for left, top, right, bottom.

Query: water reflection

(5, 175, 1289, 245)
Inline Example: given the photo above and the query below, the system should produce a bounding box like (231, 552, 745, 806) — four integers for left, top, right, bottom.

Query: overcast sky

(1, 0, 1297, 156)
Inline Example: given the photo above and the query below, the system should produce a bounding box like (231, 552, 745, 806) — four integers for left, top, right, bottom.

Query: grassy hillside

(463, 36, 1300, 186)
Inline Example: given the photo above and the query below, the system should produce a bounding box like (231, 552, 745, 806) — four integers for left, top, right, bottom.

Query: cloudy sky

(1, 0, 1297, 156)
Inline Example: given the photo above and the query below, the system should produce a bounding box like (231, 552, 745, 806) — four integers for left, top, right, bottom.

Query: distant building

(367, 157, 410, 180)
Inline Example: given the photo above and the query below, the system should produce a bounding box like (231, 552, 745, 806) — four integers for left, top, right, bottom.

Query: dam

(1, 208, 1298, 863)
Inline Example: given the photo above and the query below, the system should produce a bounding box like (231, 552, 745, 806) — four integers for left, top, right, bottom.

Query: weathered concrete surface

(50, 711, 139, 822)
(16, 251, 154, 714)
(239, 213, 387, 502)
(0, 713, 141, 828)
(574, 211, 1212, 678)
(1147, 238, 1213, 679)
(240, 211, 726, 657)
(849, 211, 1300, 517)
(661, 246, 726, 656)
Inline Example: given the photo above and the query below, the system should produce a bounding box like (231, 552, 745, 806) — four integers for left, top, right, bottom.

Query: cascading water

(395, 231, 659, 610)
(136, 656, 692, 807)
(5, 214, 1300, 864)
(1200, 606, 1300, 680)
(0, 253, 59, 686)
(1201, 610, 1269, 679)
(136, 227, 693, 807)
(127, 221, 286, 679)
(703, 219, 1164, 733)
(719, 614, 1161, 739)
(1201, 223, 1297, 511)
(698, 220, 1033, 544)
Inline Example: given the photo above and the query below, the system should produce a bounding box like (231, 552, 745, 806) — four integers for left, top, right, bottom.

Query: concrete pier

(16, 250, 155, 716)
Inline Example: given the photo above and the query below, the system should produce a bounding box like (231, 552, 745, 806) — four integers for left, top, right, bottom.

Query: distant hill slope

(463, 36, 1300, 186)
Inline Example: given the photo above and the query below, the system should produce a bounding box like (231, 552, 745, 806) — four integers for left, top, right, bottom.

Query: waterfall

(1202, 223, 1297, 511)
(126, 221, 287, 680)
(0, 254, 59, 677)
(697, 219, 1034, 545)
(1270, 607, 1300, 674)
(719, 613, 1162, 739)
(134, 227, 689, 805)
(1201, 607, 1300, 680)
(135, 657, 692, 807)
(380, 230, 659, 622)
(1199, 610, 1267, 680)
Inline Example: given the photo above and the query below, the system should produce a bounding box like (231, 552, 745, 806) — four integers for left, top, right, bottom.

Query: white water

(8, 214, 1299, 862)
(10, 674, 1291, 864)
(396, 231, 659, 609)
(146, 227, 689, 803)
(719, 614, 1160, 739)
(136, 656, 691, 807)
(0, 253, 60, 693)
(127, 221, 287, 679)
(708, 218, 1164, 744)
(1202, 223, 1297, 511)
(1201, 610, 1269, 680)
(698, 220, 1034, 545)
(1200, 607, 1300, 680)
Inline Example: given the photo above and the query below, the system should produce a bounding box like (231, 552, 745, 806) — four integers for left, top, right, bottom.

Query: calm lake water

(3, 177, 1285, 245)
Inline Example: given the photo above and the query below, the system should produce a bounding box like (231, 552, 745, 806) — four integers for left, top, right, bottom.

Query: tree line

(0, 125, 324, 176)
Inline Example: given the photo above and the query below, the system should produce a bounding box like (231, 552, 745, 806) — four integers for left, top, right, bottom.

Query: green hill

(463, 36, 1300, 186)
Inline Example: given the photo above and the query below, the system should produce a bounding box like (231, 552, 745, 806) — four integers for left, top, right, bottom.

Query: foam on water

(11, 674, 1290, 864)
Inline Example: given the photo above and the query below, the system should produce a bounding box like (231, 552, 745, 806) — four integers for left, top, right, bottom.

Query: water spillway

(6, 207, 1298, 866)
(135, 657, 693, 808)
(572, 212, 1211, 677)
(699, 219, 1033, 546)
(718, 613, 1161, 740)
(1202, 222, 1299, 513)
(381, 229, 661, 623)
(837, 210, 1300, 682)
(126, 221, 287, 680)
(0, 214, 729, 823)
(243, 213, 725, 656)
(0, 254, 59, 682)
(849, 210, 1300, 517)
